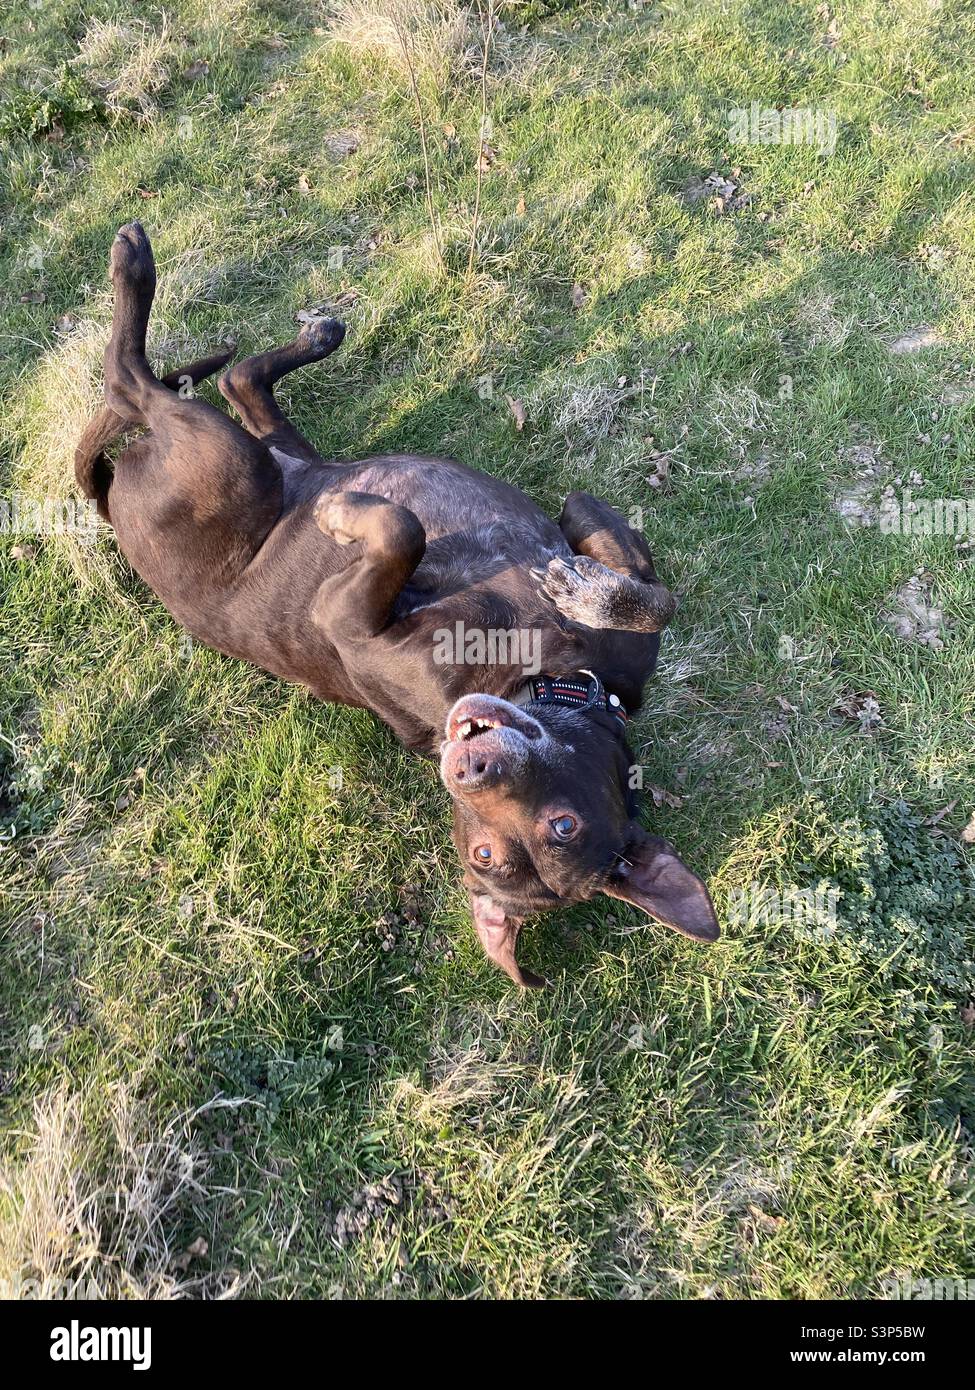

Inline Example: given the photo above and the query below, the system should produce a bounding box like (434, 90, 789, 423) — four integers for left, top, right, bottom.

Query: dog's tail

(75, 345, 236, 520)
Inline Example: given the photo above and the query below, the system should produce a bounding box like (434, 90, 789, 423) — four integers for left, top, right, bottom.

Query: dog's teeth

(454, 715, 504, 740)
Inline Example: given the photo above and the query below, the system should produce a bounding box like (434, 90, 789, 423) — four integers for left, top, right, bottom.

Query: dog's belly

(123, 445, 578, 727)
(262, 447, 576, 630)
(274, 448, 567, 551)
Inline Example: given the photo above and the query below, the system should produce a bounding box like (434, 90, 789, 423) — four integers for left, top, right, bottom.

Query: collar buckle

(578, 668, 606, 709)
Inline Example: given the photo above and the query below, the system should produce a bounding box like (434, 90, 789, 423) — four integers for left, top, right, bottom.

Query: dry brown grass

(325, 0, 472, 86)
(5, 316, 124, 591)
(389, 1039, 532, 1129)
(70, 17, 181, 121)
(11, 317, 108, 502)
(796, 287, 853, 350)
(0, 1082, 245, 1299)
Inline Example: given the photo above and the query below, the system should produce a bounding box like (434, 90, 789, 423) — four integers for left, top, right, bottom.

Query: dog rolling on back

(78, 223, 719, 987)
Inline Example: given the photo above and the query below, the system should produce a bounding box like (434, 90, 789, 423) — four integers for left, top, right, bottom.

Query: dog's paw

(315, 491, 425, 558)
(297, 315, 346, 358)
(531, 555, 676, 632)
(110, 222, 155, 288)
(531, 555, 617, 628)
(314, 491, 361, 545)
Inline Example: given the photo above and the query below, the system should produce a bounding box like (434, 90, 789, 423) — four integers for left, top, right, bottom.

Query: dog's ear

(602, 829, 719, 941)
(470, 894, 547, 988)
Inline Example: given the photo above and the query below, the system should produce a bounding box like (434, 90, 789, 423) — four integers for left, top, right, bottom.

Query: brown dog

(76, 223, 719, 987)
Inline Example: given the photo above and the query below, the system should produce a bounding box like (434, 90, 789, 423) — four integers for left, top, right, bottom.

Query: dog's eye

(473, 844, 493, 864)
(551, 815, 577, 839)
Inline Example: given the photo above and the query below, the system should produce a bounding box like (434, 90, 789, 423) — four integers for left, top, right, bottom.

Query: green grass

(1, 0, 974, 1299)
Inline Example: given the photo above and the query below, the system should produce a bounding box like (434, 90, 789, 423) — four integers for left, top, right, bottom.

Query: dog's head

(439, 692, 719, 986)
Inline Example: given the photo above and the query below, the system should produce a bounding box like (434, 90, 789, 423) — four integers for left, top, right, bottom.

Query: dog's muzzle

(439, 694, 545, 793)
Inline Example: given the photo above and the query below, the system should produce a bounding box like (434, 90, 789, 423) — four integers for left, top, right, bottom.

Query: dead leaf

(297, 174, 311, 193)
(570, 282, 587, 310)
(184, 59, 210, 81)
(516, 193, 526, 215)
(20, 290, 45, 304)
(924, 801, 957, 828)
(136, 186, 158, 199)
(747, 1204, 784, 1232)
(172, 1236, 208, 1272)
(477, 143, 497, 173)
(54, 313, 78, 335)
(506, 396, 526, 431)
(830, 689, 883, 732)
(740, 1204, 785, 1246)
(683, 171, 750, 215)
(10, 544, 35, 561)
(960, 812, 975, 845)
(646, 448, 673, 490)
(649, 785, 683, 809)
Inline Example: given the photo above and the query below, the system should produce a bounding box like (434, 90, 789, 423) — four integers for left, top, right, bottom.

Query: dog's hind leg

(76, 346, 236, 516)
(103, 223, 282, 564)
(102, 222, 169, 426)
(557, 492, 664, 581)
(219, 318, 345, 463)
(103, 222, 271, 465)
(103, 224, 241, 439)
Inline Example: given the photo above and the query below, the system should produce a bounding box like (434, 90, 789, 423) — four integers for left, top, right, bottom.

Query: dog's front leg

(311, 491, 426, 642)
(532, 491, 676, 632)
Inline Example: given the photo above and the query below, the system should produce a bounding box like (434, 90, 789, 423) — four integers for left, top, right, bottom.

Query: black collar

(511, 670, 629, 727)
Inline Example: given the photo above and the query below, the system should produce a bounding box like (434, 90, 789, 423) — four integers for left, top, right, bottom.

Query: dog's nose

(448, 744, 504, 790)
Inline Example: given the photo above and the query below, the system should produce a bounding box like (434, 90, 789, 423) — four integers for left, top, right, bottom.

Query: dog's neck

(510, 670, 629, 726)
